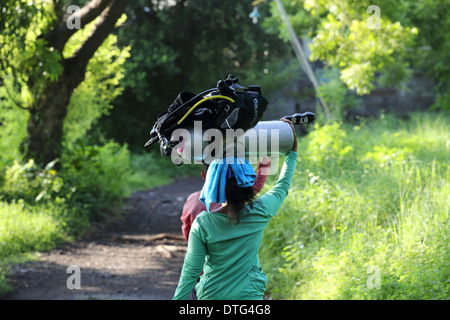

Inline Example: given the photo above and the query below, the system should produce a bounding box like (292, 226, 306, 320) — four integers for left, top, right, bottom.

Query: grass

(0, 201, 71, 258)
(0, 201, 78, 296)
(259, 112, 449, 300)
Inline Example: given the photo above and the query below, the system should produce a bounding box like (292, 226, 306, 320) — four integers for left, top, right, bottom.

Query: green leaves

(306, 2, 417, 95)
(316, 67, 350, 121)
(2, 159, 64, 204)
(1, 0, 62, 107)
(265, 0, 438, 97)
(63, 14, 131, 144)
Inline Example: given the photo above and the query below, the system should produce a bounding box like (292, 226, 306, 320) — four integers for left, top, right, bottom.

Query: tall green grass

(260, 112, 449, 300)
(0, 200, 82, 295)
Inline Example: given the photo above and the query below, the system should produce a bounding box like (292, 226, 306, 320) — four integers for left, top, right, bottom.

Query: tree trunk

(23, 60, 84, 165)
(20, 0, 130, 167)
(24, 83, 70, 166)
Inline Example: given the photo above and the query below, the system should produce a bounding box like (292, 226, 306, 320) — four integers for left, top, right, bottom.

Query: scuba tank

(171, 112, 315, 165)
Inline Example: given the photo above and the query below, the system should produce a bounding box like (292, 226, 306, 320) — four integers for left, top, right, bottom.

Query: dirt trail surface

(4, 176, 205, 300)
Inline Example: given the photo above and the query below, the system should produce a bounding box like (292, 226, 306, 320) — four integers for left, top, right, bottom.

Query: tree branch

(45, 0, 114, 52)
(69, 0, 130, 71)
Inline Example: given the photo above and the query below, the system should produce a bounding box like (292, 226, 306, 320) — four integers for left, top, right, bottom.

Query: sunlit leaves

(265, 0, 423, 96)
(1, 0, 62, 106)
(61, 13, 131, 143)
(305, 1, 417, 95)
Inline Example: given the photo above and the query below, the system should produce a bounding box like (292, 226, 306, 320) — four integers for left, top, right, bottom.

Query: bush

(2, 159, 63, 204)
(60, 139, 132, 220)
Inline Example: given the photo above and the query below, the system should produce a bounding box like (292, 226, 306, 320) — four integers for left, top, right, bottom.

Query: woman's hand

(280, 118, 298, 153)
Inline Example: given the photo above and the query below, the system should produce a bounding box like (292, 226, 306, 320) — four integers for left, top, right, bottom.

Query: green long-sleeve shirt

(173, 151, 298, 300)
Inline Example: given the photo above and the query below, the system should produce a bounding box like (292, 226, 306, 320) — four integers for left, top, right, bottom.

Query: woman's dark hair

(225, 177, 256, 224)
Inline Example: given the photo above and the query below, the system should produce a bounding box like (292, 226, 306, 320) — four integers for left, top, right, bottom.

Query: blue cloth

(199, 157, 256, 212)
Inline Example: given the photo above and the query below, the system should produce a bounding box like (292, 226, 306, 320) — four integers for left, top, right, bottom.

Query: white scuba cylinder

(171, 120, 294, 164)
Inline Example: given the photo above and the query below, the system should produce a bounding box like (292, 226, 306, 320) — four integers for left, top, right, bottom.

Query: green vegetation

(259, 112, 449, 299)
(1, 0, 448, 300)
(0, 145, 194, 296)
(265, 0, 449, 106)
(0, 99, 195, 296)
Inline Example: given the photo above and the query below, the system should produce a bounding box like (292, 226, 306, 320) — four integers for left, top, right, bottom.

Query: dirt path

(4, 176, 205, 300)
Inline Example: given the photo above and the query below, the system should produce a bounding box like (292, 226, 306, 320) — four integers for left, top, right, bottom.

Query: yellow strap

(252, 0, 265, 6)
(177, 95, 236, 125)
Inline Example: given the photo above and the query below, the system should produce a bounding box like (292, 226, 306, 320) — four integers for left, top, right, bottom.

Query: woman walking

(173, 119, 298, 300)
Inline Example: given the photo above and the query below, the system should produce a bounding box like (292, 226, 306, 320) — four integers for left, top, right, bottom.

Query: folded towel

(199, 157, 256, 212)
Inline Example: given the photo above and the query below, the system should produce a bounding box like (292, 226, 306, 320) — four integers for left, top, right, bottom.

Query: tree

(264, 0, 418, 96)
(0, 0, 131, 166)
(264, 0, 449, 109)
